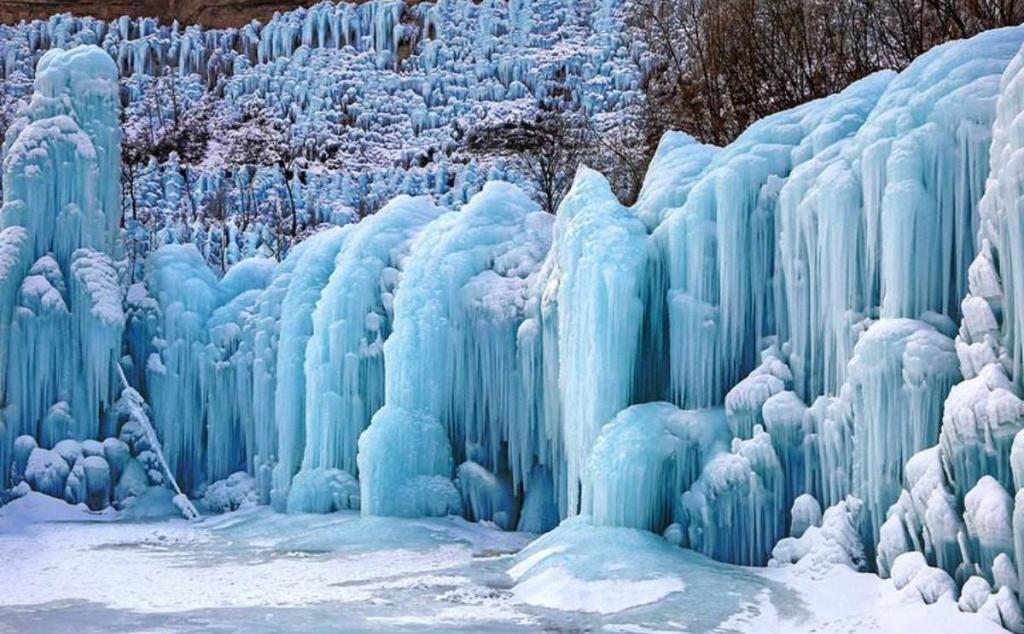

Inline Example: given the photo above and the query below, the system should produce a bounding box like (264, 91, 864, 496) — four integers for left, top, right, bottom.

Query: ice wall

(552, 168, 648, 513)
(13, 23, 1024, 618)
(268, 226, 348, 510)
(683, 27, 1024, 569)
(146, 246, 275, 492)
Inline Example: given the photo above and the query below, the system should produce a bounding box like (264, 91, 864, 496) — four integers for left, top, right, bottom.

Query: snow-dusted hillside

(0, 0, 645, 275)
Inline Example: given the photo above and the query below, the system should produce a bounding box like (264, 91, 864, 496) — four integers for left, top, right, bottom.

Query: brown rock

(0, 0, 330, 29)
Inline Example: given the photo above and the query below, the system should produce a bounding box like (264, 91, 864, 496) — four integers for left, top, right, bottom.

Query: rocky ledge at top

(0, 0, 344, 28)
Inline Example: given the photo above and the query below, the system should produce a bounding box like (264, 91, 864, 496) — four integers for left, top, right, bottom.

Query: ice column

(0, 46, 122, 485)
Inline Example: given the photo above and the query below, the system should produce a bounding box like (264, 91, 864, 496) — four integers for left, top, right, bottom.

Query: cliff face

(0, 0, 326, 28)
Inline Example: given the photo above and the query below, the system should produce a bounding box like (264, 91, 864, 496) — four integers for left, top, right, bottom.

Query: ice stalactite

(772, 26, 1021, 406)
(146, 246, 274, 493)
(654, 71, 891, 411)
(145, 245, 225, 493)
(69, 249, 124, 437)
(240, 241, 312, 504)
(6, 256, 70, 449)
(773, 71, 894, 400)
(876, 446, 963, 579)
(203, 257, 276, 484)
(289, 196, 443, 512)
(942, 363, 1024, 500)
(682, 425, 786, 565)
(359, 181, 552, 517)
(852, 32, 1024, 596)
(724, 347, 793, 441)
(1, 46, 121, 269)
(761, 389, 811, 513)
(0, 45, 122, 488)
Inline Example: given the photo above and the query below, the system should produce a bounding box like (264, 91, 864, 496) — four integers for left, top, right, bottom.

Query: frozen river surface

(0, 493, 1005, 633)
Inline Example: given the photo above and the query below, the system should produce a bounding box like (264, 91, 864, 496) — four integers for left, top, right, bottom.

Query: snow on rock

(724, 349, 792, 440)
(890, 551, 958, 605)
(113, 458, 149, 507)
(770, 496, 866, 577)
(979, 585, 1024, 633)
(269, 227, 349, 510)
(11, 434, 37, 485)
(201, 471, 258, 513)
(960, 575, 994, 612)
(52, 438, 82, 469)
(941, 363, 1024, 499)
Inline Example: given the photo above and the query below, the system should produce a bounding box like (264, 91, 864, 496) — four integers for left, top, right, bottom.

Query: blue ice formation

(0, 45, 124, 484)
(0, 45, 196, 516)
(359, 180, 552, 516)
(289, 195, 444, 512)
(9, 9, 1024, 619)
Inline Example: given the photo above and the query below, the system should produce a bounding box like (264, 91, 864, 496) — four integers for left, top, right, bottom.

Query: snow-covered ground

(0, 493, 1004, 633)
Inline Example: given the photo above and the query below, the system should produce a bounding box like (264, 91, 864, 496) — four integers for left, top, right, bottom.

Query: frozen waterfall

(9, 23, 1024, 619)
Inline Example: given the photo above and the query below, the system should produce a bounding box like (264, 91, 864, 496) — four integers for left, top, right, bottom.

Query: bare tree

(467, 106, 591, 213)
(630, 0, 1024, 147)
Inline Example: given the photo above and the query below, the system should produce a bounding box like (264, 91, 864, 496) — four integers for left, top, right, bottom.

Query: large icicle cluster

(359, 181, 552, 518)
(0, 45, 125, 491)
(0, 45, 194, 518)
(289, 196, 443, 512)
